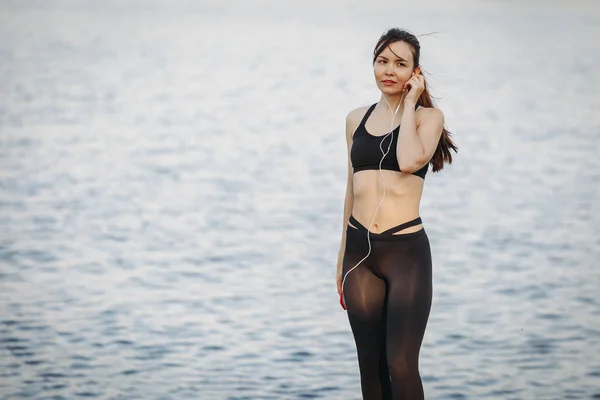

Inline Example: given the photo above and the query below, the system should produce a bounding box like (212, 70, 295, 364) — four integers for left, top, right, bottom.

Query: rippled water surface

(1, 1, 600, 399)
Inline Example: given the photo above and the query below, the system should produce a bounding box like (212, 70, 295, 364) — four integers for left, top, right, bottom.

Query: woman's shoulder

(416, 104, 443, 116)
(416, 105, 444, 124)
(346, 105, 372, 127)
(345, 105, 372, 140)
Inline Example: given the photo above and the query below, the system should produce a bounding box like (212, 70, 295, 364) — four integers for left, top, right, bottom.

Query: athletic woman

(336, 28, 458, 400)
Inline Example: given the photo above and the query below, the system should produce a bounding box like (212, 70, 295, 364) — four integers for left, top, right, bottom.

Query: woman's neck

(379, 93, 407, 117)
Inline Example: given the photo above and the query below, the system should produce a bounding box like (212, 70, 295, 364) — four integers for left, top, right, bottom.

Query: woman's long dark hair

(373, 28, 457, 172)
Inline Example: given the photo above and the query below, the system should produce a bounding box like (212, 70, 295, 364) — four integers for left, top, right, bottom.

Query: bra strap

(358, 102, 419, 131)
(357, 103, 377, 129)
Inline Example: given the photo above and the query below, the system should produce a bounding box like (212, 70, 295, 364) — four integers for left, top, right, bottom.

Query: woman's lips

(382, 80, 396, 86)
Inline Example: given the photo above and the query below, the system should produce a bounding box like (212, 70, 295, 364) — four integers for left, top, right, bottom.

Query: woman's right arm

(337, 111, 358, 262)
(336, 110, 359, 295)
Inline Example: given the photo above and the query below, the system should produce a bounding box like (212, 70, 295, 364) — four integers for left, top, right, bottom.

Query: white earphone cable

(341, 98, 400, 297)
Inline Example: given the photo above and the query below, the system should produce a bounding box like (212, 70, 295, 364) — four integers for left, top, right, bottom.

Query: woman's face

(373, 41, 416, 96)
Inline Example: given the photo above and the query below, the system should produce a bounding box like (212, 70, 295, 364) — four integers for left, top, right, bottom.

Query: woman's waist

(350, 202, 422, 235)
(352, 195, 421, 217)
(345, 213, 427, 242)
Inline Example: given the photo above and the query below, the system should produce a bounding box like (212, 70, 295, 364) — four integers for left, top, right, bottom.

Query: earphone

(340, 97, 402, 309)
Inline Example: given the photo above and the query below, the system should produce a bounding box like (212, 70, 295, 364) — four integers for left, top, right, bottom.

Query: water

(1, 0, 599, 398)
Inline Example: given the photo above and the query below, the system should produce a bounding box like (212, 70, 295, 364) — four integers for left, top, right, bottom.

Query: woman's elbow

(399, 157, 428, 173)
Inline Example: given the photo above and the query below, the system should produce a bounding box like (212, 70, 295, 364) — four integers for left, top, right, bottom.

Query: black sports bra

(350, 103, 428, 179)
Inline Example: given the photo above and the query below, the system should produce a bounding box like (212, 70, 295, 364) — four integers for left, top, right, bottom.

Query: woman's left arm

(396, 103, 444, 173)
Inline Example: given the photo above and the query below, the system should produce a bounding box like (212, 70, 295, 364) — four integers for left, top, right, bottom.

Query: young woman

(335, 28, 458, 400)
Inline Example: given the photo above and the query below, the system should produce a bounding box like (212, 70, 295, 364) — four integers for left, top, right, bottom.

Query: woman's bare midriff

(351, 170, 424, 234)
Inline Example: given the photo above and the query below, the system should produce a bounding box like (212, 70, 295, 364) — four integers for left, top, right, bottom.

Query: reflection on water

(1, 0, 599, 399)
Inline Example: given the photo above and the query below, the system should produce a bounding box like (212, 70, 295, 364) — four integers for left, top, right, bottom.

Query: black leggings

(342, 215, 433, 400)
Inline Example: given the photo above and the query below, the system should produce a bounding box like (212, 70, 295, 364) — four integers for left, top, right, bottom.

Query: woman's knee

(387, 354, 419, 382)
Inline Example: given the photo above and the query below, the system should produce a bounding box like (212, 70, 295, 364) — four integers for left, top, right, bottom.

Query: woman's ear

(415, 66, 422, 75)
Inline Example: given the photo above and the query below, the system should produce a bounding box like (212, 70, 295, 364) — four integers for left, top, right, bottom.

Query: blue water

(1, 1, 600, 399)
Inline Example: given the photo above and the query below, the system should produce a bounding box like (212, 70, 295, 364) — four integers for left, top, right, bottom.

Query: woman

(335, 28, 458, 400)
